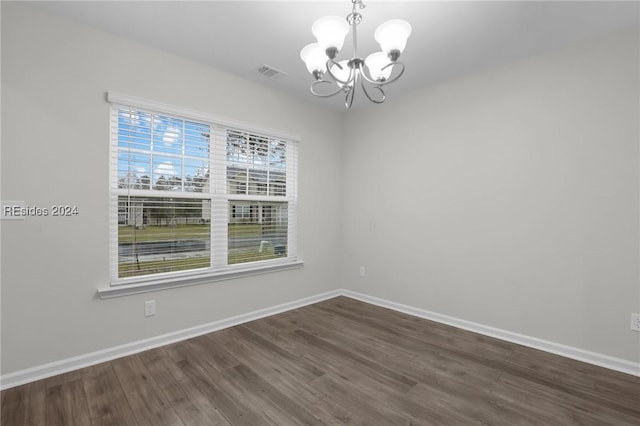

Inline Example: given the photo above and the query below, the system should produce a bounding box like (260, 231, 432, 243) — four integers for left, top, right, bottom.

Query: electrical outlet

(359, 266, 366, 277)
(631, 313, 640, 332)
(144, 300, 156, 317)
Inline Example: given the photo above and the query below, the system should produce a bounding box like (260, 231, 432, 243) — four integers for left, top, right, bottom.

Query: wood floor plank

(197, 330, 245, 371)
(233, 324, 325, 383)
(182, 337, 229, 374)
(496, 369, 640, 425)
(1, 384, 30, 426)
(509, 344, 640, 413)
(111, 353, 184, 426)
(81, 362, 138, 426)
(407, 381, 540, 425)
(306, 396, 355, 426)
(308, 352, 461, 425)
(310, 373, 411, 425)
(44, 378, 91, 426)
(273, 306, 422, 366)
(292, 328, 418, 392)
(216, 330, 326, 408)
(166, 341, 273, 425)
(488, 372, 618, 425)
(138, 347, 228, 426)
(2, 296, 639, 425)
(222, 363, 325, 425)
(311, 299, 518, 366)
(283, 305, 504, 397)
(1, 381, 46, 426)
(43, 370, 83, 390)
(241, 314, 310, 358)
(309, 397, 370, 426)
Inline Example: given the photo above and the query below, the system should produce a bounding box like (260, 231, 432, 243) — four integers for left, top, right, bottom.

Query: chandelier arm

(360, 79, 385, 104)
(325, 59, 355, 86)
(311, 80, 346, 98)
(359, 61, 406, 86)
(377, 62, 406, 86)
(345, 85, 356, 109)
(346, 66, 356, 88)
(359, 66, 384, 85)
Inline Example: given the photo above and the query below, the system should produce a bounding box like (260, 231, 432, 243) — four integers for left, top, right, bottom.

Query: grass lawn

(119, 223, 265, 242)
(228, 223, 263, 237)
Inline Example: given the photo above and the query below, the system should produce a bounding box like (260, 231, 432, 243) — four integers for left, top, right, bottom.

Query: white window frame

(100, 92, 302, 298)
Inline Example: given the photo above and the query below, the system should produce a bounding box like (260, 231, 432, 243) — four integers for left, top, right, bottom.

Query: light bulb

(365, 52, 392, 81)
(300, 43, 327, 74)
(312, 16, 350, 54)
(374, 19, 412, 57)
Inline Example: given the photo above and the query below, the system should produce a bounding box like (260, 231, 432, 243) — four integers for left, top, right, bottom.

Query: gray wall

(1, 3, 344, 374)
(340, 29, 640, 363)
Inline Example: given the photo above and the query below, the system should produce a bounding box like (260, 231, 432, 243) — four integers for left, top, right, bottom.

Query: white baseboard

(0, 289, 341, 390)
(2, 288, 638, 390)
(341, 289, 640, 378)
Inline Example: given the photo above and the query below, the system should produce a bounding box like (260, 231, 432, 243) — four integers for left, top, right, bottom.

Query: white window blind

(109, 94, 299, 286)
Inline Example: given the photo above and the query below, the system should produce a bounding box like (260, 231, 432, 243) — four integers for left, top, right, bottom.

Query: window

(109, 93, 299, 286)
(224, 130, 291, 263)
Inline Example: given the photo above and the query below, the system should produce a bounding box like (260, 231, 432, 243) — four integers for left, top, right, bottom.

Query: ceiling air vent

(257, 64, 288, 81)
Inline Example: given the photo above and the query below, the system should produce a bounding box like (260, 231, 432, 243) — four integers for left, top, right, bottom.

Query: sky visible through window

(117, 109, 288, 193)
(117, 109, 210, 192)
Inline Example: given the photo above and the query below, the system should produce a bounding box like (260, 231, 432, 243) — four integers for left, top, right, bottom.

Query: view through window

(111, 102, 298, 284)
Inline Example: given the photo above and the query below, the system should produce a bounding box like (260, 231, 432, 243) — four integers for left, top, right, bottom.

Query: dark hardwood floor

(2, 296, 640, 425)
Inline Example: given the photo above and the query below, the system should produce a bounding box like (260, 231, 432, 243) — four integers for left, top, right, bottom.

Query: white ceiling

(32, 1, 639, 111)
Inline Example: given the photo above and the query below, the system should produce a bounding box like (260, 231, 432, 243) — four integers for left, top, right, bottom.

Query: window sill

(97, 260, 304, 299)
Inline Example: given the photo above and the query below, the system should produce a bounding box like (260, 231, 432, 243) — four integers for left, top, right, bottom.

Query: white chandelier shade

(312, 16, 351, 52)
(374, 19, 412, 55)
(300, 43, 327, 74)
(300, 0, 411, 108)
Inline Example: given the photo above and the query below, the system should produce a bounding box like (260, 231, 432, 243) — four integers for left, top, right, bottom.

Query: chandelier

(300, 0, 411, 108)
